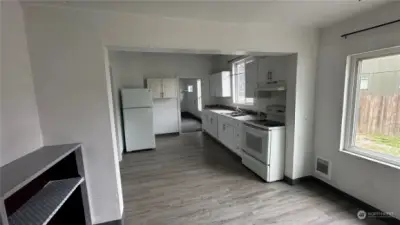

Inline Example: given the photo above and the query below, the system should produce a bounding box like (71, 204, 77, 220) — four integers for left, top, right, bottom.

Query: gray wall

(314, 2, 400, 219)
(1, 1, 42, 166)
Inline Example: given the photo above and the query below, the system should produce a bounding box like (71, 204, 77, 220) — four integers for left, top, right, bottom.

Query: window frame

(197, 79, 202, 112)
(340, 46, 400, 169)
(232, 59, 254, 105)
(187, 85, 193, 93)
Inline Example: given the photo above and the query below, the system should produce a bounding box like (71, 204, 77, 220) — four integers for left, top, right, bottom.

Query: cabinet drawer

(242, 152, 268, 181)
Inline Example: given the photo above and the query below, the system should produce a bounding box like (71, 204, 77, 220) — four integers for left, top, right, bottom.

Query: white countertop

(205, 109, 258, 121)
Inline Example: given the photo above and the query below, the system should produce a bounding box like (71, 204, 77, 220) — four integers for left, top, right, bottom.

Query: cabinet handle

(223, 124, 225, 130)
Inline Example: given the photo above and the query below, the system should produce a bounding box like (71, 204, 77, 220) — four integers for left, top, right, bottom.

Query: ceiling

(36, 0, 390, 28)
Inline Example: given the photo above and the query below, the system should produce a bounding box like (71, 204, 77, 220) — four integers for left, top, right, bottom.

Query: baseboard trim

(95, 213, 124, 225)
(156, 132, 180, 137)
(283, 176, 313, 185)
(285, 176, 399, 224)
(96, 219, 123, 225)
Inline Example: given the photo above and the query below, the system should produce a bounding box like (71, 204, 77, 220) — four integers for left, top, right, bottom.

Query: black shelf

(9, 178, 83, 225)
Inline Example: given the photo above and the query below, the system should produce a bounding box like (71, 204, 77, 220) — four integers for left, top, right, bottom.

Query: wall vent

(315, 157, 331, 179)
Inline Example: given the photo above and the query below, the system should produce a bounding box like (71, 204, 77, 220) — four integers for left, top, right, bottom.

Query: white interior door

(123, 108, 155, 151)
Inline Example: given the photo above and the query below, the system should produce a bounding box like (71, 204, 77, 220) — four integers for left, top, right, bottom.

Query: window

(341, 47, 400, 168)
(187, 85, 193, 92)
(197, 79, 202, 111)
(360, 76, 369, 90)
(232, 59, 254, 105)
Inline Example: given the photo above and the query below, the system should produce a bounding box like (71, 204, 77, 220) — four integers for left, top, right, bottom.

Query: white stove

(241, 110, 285, 182)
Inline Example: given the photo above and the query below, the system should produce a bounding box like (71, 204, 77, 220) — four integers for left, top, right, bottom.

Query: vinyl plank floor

(181, 117, 202, 133)
(120, 132, 388, 225)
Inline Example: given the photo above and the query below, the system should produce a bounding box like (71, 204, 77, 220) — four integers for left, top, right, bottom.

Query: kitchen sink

(223, 112, 248, 117)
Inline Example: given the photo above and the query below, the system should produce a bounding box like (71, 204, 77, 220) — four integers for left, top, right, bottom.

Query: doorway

(179, 78, 202, 133)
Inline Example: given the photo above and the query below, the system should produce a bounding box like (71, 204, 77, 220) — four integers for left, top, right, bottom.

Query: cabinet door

(210, 114, 218, 138)
(225, 123, 235, 151)
(234, 123, 242, 153)
(147, 78, 162, 98)
(202, 112, 209, 133)
(245, 59, 258, 98)
(218, 117, 225, 142)
(162, 78, 177, 98)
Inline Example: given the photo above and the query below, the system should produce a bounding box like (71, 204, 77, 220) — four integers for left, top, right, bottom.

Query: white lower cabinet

(202, 111, 218, 139)
(202, 110, 242, 157)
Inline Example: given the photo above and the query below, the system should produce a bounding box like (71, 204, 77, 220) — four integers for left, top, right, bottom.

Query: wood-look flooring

(120, 132, 387, 225)
(181, 117, 202, 133)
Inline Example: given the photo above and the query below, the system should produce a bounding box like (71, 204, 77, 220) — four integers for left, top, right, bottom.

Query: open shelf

(8, 178, 83, 225)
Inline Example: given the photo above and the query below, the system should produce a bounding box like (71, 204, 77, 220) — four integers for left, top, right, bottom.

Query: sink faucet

(235, 106, 242, 113)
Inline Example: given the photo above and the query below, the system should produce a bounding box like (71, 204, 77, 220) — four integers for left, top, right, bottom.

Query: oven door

(242, 123, 270, 164)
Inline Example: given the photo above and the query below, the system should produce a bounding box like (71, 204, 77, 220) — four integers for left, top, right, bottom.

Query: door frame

(177, 76, 204, 134)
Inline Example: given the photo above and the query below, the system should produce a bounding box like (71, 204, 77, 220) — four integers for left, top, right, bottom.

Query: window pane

(197, 79, 202, 111)
(238, 73, 246, 103)
(232, 60, 254, 105)
(354, 54, 400, 158)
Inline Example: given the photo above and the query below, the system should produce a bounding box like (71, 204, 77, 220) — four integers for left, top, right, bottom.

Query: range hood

(256, 80, 286, 92)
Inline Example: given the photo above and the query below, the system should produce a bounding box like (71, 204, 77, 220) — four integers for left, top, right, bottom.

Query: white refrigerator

(122, 88, 156, 152)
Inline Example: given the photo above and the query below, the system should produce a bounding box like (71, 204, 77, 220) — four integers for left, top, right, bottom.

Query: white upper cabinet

(210, 71, 231, 97)
(162, 78, 178, 98)
(245, 59, 258, 98)
(146, 78, 177, 99)
(258, 57, 287, 83)
(147, 78, 162, 98)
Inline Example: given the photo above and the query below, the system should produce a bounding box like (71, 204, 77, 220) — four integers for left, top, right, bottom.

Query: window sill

(340, 148, 400, 170)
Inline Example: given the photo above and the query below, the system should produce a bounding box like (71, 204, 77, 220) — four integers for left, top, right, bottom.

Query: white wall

(314, 2, 400, 219)
(108, 52, 124, 161)
(22, 3, 319, 223)
(23, 5, 123, 224)
(0, 1, 42, 166)
(109, 52, 213, 135)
